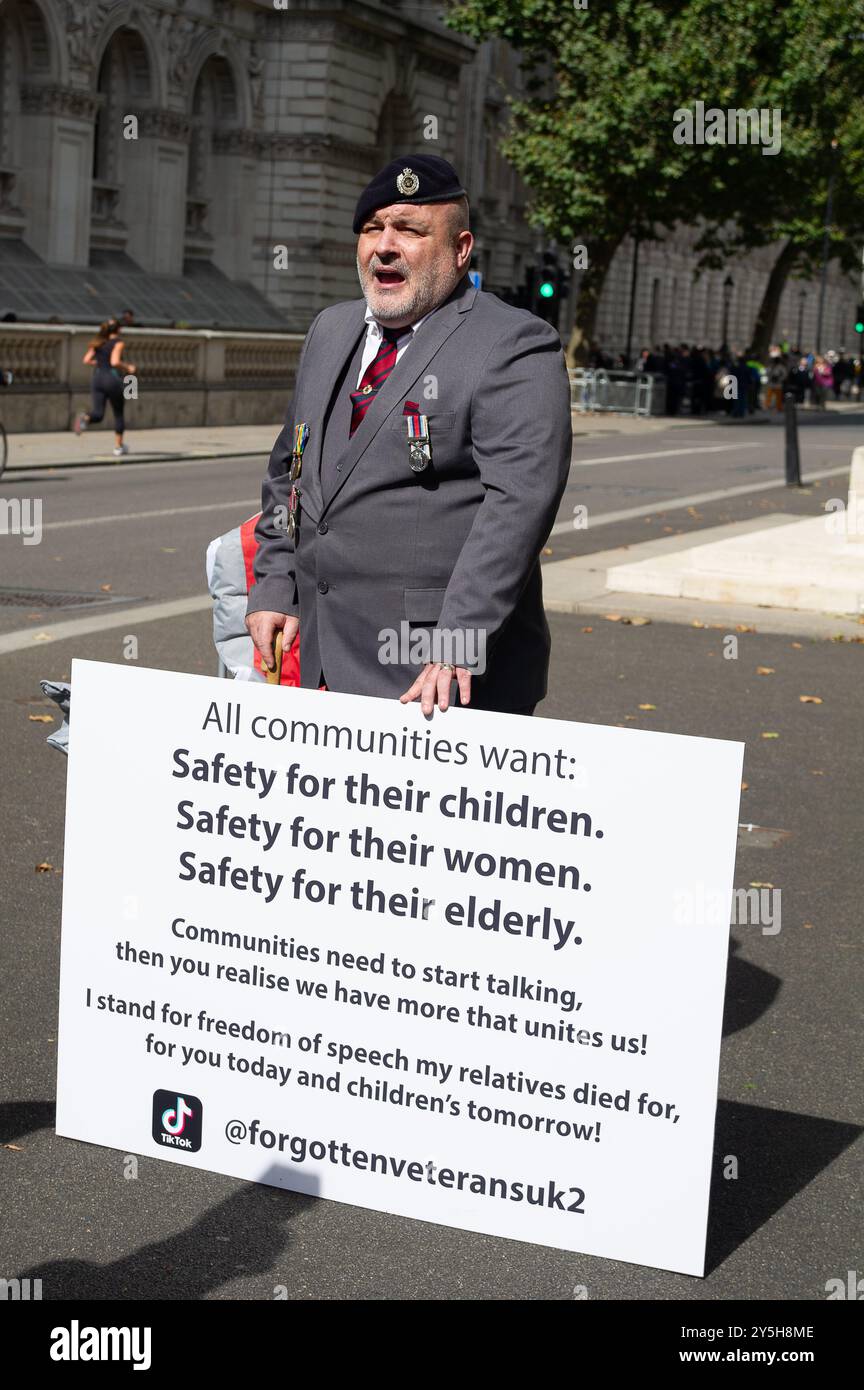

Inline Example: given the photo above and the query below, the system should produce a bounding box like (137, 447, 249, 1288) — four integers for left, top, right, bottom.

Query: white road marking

(550, 464, 849, 536)
(572, 443, 768, 468)
(38, 498, 260, 532)
(4, 452, 270, 480)
(0, 595, 213, 656)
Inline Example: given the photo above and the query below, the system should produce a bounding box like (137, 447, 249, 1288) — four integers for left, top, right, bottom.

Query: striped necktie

(349, 327, 403, 437)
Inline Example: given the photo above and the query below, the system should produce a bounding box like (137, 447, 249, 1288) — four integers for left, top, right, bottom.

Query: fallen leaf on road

(791, 642, 803, 649)
(2, 1144, 24, 1152)
(160, 547, 177, 553)
(691, 619, 705, 628)
(638, 703, 656, 710)
(749, 881, 774, 888)
(581, 626, 593, 633)
(35, 862, 52, 872)
(604, 614, 623, 622)
(99, 583, 112, 592)
(27, 714, 54, 723)
(32, 633, 52, 642)
(756, 666, 775, 675)
(630, 616, 652, 626)
(761, 731, 779, 739)
(803, 922, 814, 929)
(811, 769, 824, 775)
(741, 781, 749, 790)
(799, 695, 822, 704)
(662, 526, 675, 532)
(736, 624, 756, 633)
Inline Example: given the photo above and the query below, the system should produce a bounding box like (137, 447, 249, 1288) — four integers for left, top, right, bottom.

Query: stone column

(122, 110, 190, 276)
(19, 84, 99, 267)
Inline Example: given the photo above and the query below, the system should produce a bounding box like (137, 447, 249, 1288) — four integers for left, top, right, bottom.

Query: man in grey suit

(246, 154, 572, 716)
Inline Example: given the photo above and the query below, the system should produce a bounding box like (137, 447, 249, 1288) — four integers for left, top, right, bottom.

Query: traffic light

(855, 303, 864, 335)
(533, 251, 560, 322)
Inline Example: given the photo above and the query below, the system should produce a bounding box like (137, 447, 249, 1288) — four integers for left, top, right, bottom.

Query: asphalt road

(1, 416, 861, 1301)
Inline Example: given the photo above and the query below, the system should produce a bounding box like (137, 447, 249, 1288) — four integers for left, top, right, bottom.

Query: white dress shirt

(356, 303, 433, 387)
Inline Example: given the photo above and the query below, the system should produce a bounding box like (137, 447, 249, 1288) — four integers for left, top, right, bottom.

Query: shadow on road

(722, 938, 781, 1038)
(14, 1164, 317, 1300)
(707, 1100, 862, 1275)
(0, 1099, 56, 1145)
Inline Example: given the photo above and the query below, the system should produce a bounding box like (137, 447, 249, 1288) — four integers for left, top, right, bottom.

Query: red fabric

(240, 513, 301, 686)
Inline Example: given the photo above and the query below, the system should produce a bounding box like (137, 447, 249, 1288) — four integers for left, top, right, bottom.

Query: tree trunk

(565, 237, 622, 367)
(749, 239, 800, 358)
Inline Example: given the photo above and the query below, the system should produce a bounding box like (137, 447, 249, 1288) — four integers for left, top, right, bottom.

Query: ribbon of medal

(405, 411, 431, 472)
(287, 422, 309, 540)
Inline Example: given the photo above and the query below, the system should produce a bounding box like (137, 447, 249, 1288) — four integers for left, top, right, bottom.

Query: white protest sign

(56, 659, 743, 1276)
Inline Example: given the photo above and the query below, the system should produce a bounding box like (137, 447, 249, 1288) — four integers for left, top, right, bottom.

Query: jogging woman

(74, 319, 136, 456)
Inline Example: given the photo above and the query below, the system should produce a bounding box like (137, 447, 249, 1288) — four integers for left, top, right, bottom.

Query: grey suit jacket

(246, 275, 572, 710)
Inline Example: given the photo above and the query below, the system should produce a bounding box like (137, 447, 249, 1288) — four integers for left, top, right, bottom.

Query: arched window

(187, 54, 240, 259)
(91, 27, 153, 235)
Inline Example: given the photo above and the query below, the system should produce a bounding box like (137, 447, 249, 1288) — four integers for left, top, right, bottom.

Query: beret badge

(396, 167, 420, 196)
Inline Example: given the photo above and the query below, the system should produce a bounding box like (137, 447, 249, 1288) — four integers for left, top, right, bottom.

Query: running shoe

(73, 411, 88, 434)
(112, 444, 129, 457)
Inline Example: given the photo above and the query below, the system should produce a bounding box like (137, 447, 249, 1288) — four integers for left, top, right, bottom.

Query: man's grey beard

(357, 255, 459, 323)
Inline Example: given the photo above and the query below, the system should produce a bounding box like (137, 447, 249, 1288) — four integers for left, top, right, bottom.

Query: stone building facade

(590, 228, 859, 360)
(0, 0, 537, 331)
(0, 0, 856, 354)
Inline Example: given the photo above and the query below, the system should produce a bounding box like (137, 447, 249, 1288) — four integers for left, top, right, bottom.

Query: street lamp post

(722, 274, 734, 351)
(797, 289, 807, 351)
(816, 139, 839, 355)
(624, 233, 640, 368)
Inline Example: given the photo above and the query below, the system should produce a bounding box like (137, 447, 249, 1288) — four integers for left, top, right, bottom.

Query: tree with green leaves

(445, 0, 864, 362)
(686, 3, 864, 356)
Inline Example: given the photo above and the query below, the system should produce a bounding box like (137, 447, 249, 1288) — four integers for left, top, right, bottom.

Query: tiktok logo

(162, 1097, 193, 1135)
(152, 1089, 203, 1152)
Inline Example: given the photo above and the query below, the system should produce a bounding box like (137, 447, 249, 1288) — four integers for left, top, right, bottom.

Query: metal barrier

(568, 368, 665, 416)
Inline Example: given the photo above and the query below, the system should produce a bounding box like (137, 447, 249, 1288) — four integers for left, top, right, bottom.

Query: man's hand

(246, 611, 299, 674)
(399, 663, 471, 716)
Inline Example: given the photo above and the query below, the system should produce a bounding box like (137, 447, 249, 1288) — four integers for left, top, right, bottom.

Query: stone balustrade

(0, 323, 304, 431)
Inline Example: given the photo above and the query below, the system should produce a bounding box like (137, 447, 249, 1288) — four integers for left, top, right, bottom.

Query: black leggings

(89, 371, 125, 433)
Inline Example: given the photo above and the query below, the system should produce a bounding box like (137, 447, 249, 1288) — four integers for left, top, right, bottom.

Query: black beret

(353, 155, 467, 233)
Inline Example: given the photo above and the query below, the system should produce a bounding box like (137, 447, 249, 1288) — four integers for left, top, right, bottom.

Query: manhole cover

(0, 587, 136, 609)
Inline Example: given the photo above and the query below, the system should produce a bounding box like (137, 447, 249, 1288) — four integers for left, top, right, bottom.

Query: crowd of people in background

(586, 342, 862, 417)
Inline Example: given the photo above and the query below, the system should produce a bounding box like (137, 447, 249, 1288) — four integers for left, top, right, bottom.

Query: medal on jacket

(405, 411, 431, 472)
(287, 422, 309, 540)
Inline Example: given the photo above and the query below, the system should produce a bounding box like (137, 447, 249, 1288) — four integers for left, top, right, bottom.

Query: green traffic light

(539, 281, 555, 299)
(856, 320, 864, 334)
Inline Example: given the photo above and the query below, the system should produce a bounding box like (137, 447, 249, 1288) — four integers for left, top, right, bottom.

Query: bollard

(783, 391, 802, 486)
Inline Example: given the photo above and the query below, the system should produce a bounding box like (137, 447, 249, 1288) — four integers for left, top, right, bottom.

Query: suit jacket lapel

(320, 286, 472, 515)
(299, 303, 367, 524)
